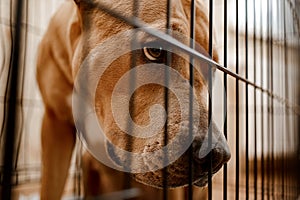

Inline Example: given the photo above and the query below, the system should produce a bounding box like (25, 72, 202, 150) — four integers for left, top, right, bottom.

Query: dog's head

(72, 0, 230, 188)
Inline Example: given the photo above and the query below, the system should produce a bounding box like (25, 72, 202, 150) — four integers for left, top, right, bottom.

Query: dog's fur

(36, 0, 230, 199)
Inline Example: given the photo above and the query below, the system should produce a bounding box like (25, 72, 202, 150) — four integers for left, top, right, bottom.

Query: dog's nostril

(210, 149, 225, 172)
(194, 147, 229, 173)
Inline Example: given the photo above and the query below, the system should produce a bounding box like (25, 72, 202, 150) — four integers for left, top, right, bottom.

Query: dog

(36, 0, 230, 199)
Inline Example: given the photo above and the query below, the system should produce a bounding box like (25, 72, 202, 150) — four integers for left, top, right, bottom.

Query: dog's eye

(143, 47, 165, 62)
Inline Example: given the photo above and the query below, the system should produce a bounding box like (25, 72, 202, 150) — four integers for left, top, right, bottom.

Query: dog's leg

(40, 109, 76, 200)
(82, 152, 102, 197)
(82, 152, 127, 198)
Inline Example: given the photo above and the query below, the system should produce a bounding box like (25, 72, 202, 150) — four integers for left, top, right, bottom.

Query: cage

(0, 0, 299, 199)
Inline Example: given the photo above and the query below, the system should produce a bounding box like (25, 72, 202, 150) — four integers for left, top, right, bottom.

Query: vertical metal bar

(296, 39, 299, 199)
(163, 0, 171, 199)
(293, 29, 299, 200)
(260, 0, 265, 198)
(276, 1, 282, 197)
(1, 0, 24, 198)
(75, 143, 82, 197)
(223, 0, 228, 199)
(124, 0, 139, 190)
(0, 0, 14, 143)
(208, 0, 213, 199)
(235, 0, 239, 199)
(253, 0, 258, 199)
(298, 34, 300, 200)
(188, 1, 196, 199)
(245, 0, 249, 199)
(208, 61, 213, 200)
(297, 29, 300, 200)
(285, 5, 290, 192)
(292, 31, 297, 200)
(282, 1, 287, 198)
(15, 0, 28, 174)
(266, 0, 270, 198)
(13, 0, 28, 187)
(269, 0, 275, 198)
(267, 0, 272, 199)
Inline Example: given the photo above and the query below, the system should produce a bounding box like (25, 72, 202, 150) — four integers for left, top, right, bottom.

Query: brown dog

(36, 0, 230, 199)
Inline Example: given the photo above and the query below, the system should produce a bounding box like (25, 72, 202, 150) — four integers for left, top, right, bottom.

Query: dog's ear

(72, 0, 95, 14)
(73, 0, 85, 6)
(73, 0, 94, 5)
(73, 0, 91, 4)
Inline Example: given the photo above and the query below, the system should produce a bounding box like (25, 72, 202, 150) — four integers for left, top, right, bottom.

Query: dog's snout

(195, 145, 230, 173)
(193, 135, 231, 173)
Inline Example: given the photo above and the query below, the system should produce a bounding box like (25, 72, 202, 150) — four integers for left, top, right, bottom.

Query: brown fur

(36, 0, 230, 199)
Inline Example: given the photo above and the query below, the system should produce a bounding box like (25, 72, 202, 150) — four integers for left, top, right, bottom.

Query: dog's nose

(194, 142, 231, 173)
(193, 123, 231, 173)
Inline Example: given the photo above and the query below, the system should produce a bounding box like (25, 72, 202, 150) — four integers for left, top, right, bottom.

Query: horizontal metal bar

(90, 1, 300, 115)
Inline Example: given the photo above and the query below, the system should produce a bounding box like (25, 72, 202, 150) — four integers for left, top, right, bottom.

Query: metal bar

(223, 0, 228, 199)
(163, 0, 171, 199)
(124, 0, 140, 190)
(1, 0, 24, 198)
(293, 30, 299, 200)
(235, 0, 239, 199)
(277, 3, 286, 197)
(245, 0, 249, 199)
(253, 0, 258, 199)
(269, 0, 275, 198)
(292, 31, 297, 200)
(282, 1, 287, 197)
(208, 0, 213, 199)
(75, 143, 82, 197)
(0, 0, 14, 153)
(260, 0, 265, 198)
(266, 0, 272, 198)
(298, 33, 300, 200)
(188, 0, 196, 199)
(266, 0, 270, 198)
(14, 0, 28, 173)
(297, 29, 300, 200)
(207, 62, 213, 200)
(89, 1, 300, 115)
(279, 5, 285, 195)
